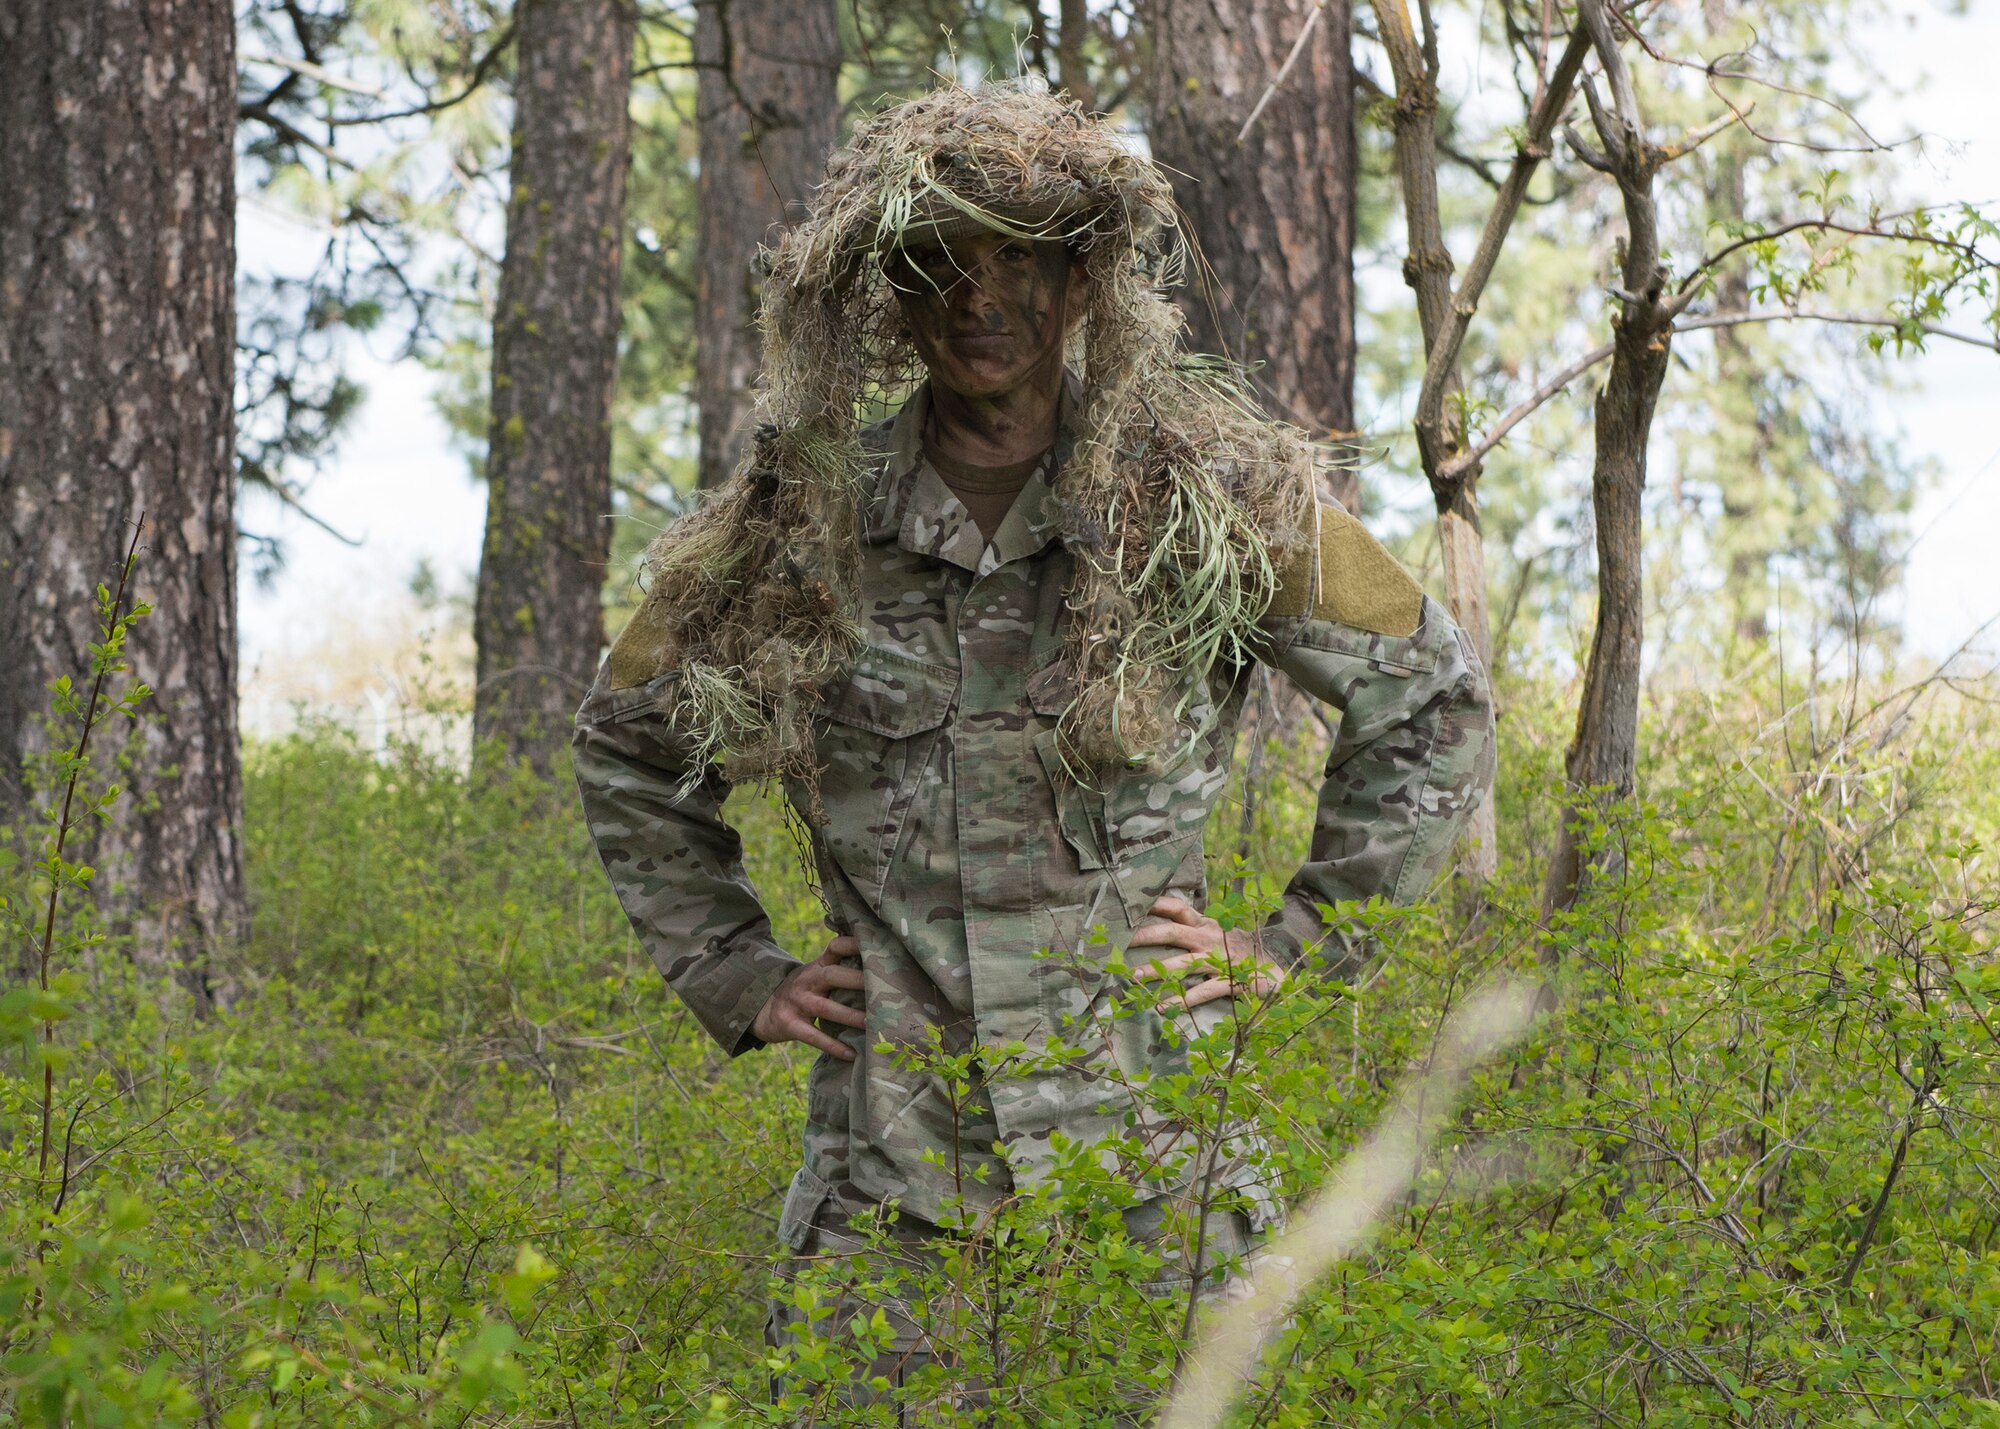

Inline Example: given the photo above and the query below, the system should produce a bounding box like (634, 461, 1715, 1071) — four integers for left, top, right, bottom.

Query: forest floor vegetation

(4, 651, 1999, 1425)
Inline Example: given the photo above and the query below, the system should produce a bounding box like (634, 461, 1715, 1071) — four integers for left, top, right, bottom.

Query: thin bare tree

(1539, 0, 1676, 920)
(1364, 1, 1590, 885)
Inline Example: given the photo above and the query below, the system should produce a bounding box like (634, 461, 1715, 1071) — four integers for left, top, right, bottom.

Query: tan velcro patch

(1266, 501, 1424, 637)
(606, 591, 677, 689)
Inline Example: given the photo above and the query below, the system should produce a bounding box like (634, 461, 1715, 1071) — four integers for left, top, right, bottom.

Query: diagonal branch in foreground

(1158, 982, 1538, 1429)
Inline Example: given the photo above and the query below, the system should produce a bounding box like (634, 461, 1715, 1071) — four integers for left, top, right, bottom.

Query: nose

(945, 266, 1003, 319)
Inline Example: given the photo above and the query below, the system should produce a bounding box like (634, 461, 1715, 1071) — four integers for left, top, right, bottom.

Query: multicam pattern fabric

(573, 385, 1495, 1233)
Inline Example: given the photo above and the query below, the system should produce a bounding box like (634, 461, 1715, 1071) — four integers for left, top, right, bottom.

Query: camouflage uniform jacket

(573, 385, 1494, 1234)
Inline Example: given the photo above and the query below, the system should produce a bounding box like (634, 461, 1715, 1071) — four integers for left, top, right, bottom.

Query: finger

(1174, 976, 1239, 1010)
(799, 961, 863, 991)
(798, 992, 867, 1029)
(822, 935, 860, 960)
(1148, 895, 1202, 925)
(785, 1015, 856, 1061)
(1127, 922, 1213, 954)
(1132, 949, 1203, 982)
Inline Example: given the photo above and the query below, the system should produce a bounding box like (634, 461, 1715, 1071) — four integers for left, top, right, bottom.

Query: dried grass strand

(638, 79, 1327, 795)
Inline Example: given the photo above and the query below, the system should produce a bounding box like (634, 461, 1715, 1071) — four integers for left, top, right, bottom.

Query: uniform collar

(863, 377, 1078, 574)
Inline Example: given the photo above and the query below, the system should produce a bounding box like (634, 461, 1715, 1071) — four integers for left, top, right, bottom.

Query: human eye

(888, 247, 945, 288)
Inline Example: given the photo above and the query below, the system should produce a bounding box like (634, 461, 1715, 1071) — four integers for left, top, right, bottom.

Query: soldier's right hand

(751, 935, 866, 1061)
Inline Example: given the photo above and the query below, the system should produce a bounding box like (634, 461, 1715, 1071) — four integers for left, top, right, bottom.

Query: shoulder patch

(1266, 501, 1424, 637)
(606, 590, 678, 690)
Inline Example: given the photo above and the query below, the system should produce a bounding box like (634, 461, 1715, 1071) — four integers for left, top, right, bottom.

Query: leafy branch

(21, 517, 153, 1227)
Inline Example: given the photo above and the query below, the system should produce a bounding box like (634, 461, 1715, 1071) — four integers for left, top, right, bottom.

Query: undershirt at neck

(924, 441, 1048, 543)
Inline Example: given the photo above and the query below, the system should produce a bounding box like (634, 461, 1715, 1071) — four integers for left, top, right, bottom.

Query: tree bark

(692, 0, 842, 491)
(0, 0, 245, 1001)
(473, 0, 636, 769)
(1147, 0, 1359, 512)
(1056, 0, 1100, 114)
(1541, 0, 1676, 923)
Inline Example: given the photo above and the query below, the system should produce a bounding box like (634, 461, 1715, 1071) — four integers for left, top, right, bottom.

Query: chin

(928, 356, 1035, 398)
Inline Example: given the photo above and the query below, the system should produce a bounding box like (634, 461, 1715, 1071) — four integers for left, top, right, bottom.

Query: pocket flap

(1034, 728, 1107, 871)
(820, 645, 957, 739)
(1026, 654, 1077, 718)
(776, 1165, 833, 1252)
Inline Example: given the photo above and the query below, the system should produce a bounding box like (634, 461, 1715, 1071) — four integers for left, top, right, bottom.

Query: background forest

(3, 0, 2000, 1423)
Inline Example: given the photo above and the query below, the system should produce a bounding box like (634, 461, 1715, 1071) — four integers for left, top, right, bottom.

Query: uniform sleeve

(572, 666, 799, 1056)
(1253, 502, 1496, 977)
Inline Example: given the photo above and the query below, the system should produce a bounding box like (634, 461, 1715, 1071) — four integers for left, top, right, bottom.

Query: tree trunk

(1361, 6, 1588, 892)
(692, 0, 842, 491)
(1701, 0, 1770, 646)
(1147, 0, 1359, 512)
(1055, 0, 1100, 114)
(0, 0, 245, 1002)
(1541, 0, 1676, 923)
(472, 0, 636, 769)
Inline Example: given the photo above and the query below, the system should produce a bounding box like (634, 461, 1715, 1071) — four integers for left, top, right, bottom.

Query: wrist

(750, 968, 797, 1043)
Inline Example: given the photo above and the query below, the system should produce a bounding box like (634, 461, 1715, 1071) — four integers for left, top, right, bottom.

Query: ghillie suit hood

(626, 81, 1320, 791)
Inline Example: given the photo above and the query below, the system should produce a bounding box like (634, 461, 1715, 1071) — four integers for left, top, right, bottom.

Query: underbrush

(4, 659, 1998, 1424)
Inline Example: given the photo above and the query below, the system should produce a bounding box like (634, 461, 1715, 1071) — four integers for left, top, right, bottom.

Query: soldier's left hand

(1128, 895, 1285, 1009)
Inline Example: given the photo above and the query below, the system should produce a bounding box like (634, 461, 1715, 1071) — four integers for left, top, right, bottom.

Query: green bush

(4, 657, 1998, 1424)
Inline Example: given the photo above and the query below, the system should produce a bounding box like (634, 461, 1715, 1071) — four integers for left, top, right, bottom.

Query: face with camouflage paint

(887, 232, 1088, 402)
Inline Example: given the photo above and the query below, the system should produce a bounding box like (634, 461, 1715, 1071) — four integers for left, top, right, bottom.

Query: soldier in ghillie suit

(574, 82, 1493, 1406)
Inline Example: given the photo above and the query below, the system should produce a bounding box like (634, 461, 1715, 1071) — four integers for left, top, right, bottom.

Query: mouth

(946, 332, 1012, 354)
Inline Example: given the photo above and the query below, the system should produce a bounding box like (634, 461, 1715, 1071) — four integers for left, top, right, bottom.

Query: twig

(1235, 1, 1328, 145)
(1838, 1075, 1935, 1292)
(35, 517, 146, 1208)
(244, 25, 519, 130)
(240, 50, 393, 101)
(1160, 982, 1537, 1429)
(1441, 308, 2000, 480)
(1413, 23, 1592, 433)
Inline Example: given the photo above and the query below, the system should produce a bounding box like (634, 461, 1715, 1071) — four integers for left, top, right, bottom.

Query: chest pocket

(1028, 659, 1224, 872)
(813, 643, 958, 895)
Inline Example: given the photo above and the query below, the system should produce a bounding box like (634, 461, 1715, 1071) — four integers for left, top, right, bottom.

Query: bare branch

(1701, 61, 1901, 155)
(1578, 69, 1624, 169)
(1367, 0, 1453, 346)
(1658, 104, 1747, 163)
(239, 470, 364, 547)
(1441, 308, 2000, 479)
(241, 23, 515, 142)
(237, 102, 356, 171)
(1756, 309, 2000, 353)
(1443, 339, 1615, 478)
(1412, 24, 1591, 444)
(1581, 0, 1646, 150)
(325, 23, 517, 128)
(240, 50, 392, 101)
(1563, 120, 1613, 173)
(1235, 1, 1329, 145)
